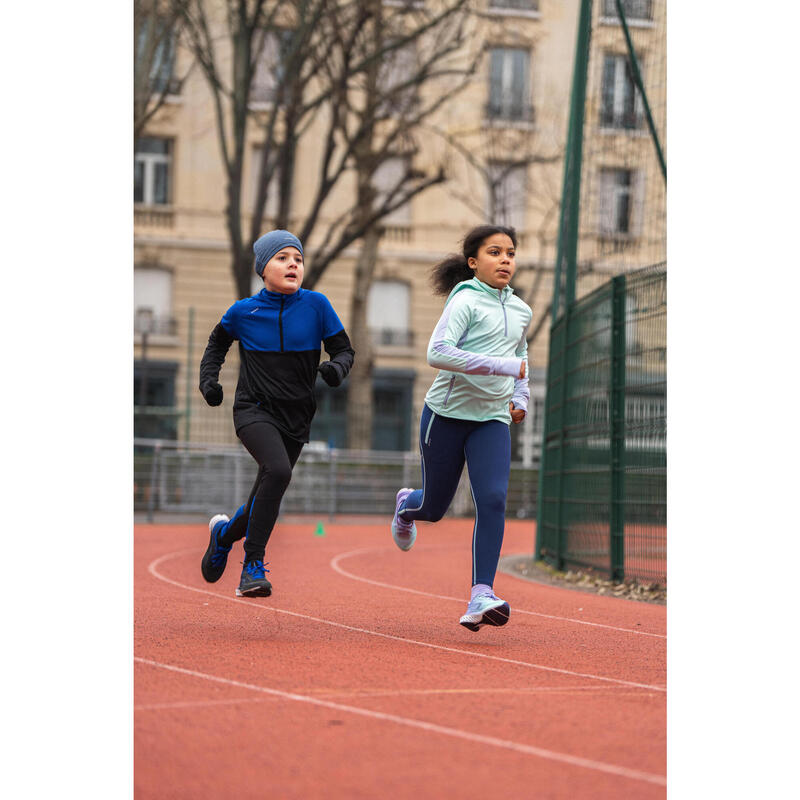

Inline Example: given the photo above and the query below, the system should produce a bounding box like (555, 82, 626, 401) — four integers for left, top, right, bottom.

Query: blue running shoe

(236, 559, 272, 597)
(391, 488, 417, 551)
(201, 514, 231, 583)
(459, 591, 510, 632)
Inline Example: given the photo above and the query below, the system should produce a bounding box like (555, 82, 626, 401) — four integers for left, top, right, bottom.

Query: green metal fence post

(614, 0, 667, 184)
(551, 0, 594, 321)
(536, 0, 594, 561)
(610, 275, 627, 581)
(554, 307, 573, 572)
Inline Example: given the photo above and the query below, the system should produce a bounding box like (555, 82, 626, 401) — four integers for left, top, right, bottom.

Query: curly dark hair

(430, 225, 517, 296)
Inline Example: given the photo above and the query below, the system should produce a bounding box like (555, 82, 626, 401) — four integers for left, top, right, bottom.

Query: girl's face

(468, 233, 516, 290)
(263, 247, 304, 294)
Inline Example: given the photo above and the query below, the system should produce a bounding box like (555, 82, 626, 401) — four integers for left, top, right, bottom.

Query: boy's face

(468, 233, 516, 290)
(263, 247, 304, 294)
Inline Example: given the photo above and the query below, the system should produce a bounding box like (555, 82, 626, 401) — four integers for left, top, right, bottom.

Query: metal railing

(134, 314, 177, 336)
(489, 0, 539, 11)
(134, 439, 539, 522)
(485, 102, 536, 124)
(134, 205, 175, 228)
(370, 328, 414, 347)
(602, 0, 652, 21)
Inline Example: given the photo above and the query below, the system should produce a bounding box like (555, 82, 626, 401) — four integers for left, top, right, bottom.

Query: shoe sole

(235, 584, 272, 598)
(459, 602, 510, 632)
(201, 514, 230, 583)
(391, 521, 417, 551)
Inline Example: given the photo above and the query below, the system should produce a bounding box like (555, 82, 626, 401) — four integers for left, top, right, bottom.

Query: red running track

(135, 519, 666, 799)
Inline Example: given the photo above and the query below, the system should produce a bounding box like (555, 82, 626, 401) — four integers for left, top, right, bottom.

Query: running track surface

(135, 519, 666, 799)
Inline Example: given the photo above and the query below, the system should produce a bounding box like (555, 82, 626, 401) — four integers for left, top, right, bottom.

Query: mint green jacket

(424, 277, 533, 424)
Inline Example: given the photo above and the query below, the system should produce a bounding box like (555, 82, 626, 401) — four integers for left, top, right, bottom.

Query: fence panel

(134, 440, 539, 521)
(537, 264, 665, 584)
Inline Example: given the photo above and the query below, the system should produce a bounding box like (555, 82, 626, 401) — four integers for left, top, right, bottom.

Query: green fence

(536, 263, 665, 584)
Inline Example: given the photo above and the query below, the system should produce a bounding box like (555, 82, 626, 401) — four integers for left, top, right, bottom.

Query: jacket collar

(470, 276, 514, 300)
(256, 287, 304, 305)
(445, 277, 514, 305)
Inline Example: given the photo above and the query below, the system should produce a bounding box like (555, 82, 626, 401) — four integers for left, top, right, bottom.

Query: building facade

(134, 0, 665, 462)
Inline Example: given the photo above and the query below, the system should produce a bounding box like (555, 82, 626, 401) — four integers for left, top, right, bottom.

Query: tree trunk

(233, 248, 253, 300)
(345, 226, 381, 450)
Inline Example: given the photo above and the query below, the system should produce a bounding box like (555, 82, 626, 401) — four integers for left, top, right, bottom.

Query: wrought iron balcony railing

(484, 102, 536, 124)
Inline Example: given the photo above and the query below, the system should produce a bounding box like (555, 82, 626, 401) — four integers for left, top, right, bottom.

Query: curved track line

(135, 656, 666, 787)
(134, 684, 636, 714)
(330, 546, 666, 640)
(147, 549, 665, 692)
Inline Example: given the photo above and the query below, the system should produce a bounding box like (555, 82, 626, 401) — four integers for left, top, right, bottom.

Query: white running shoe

(459, 592, 510, 632)
(391, 488, 417, 551)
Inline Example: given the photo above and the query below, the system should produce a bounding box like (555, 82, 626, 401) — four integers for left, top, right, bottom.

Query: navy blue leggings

(399, 404, 511, 587)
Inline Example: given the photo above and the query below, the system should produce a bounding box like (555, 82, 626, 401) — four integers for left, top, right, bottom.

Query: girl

(391, 225, 531, 631)
(199, 230, 354, 597)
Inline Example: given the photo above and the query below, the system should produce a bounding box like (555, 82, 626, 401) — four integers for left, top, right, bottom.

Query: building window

(134, 360, 180, 439)
(486, 162, 527, 231)
(367, 280, 412, 347)
(371, 370, 414, 451)
(602, 0, 653, 22)
(252, 30, 292, 105)
(135, 15, 178, 95)
(489, 0, 539, 11)
(309, 377, 349, 448)
(600, 52, 643, 130)
(134, 266, 176, 335)
(309, 370, 414, 451)
(372, 157, 412, 228)
(135, 137, 172, 205)
(487, 47, 533, 122)
(377, 41, 418, 114)
(598, 167, 639, 236)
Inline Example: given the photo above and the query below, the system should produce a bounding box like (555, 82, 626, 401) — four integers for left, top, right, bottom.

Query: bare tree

(310, 0, 479, 448)
(134, 0, 192, 142)
(172, 0, 479, 448)
(171, 0, 475, 301)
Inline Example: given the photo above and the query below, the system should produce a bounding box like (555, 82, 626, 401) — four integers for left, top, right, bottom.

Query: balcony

(599, 110, 644, 131)
(484, 102, 536, 126)
(600, 0, 654, 25)
(370, 328, 414, 354)
(381, 224, 413, 243)
(488, 0, 539, 12)
(134, 204, 175, 229)
(134, 310, 179, 347)
(135, 313, 178, 337)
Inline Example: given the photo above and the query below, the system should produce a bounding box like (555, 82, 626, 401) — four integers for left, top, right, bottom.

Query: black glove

(317, 362, 342, 387)
(202, 381, 224, 406)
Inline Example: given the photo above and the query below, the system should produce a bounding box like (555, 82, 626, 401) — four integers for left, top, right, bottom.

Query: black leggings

(218, 421, 304, 561)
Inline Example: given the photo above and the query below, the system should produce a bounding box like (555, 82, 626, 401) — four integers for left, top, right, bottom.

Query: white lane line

(147, 549, 665, 693)
(135, 697, 279, 711)
(135, 656, 666, 787)
(330, 546, 666, 640)
(135, 685, 654, 713)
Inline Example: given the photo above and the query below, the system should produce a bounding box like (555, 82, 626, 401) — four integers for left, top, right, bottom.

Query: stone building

(134, 0, 665, 462)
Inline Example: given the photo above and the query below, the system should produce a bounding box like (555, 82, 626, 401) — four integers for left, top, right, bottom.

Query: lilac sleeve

(510, 326, 530, 413)
(426, 295, 522, 377)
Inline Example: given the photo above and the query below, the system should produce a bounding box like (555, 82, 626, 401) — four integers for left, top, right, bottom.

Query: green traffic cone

(314, 521, 325, 537)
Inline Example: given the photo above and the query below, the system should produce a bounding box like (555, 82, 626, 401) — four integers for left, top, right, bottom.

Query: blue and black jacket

(199, 288, 354, 442)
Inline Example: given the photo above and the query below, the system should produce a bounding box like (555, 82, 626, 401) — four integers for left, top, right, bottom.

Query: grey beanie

(253, 230, 304, 276)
